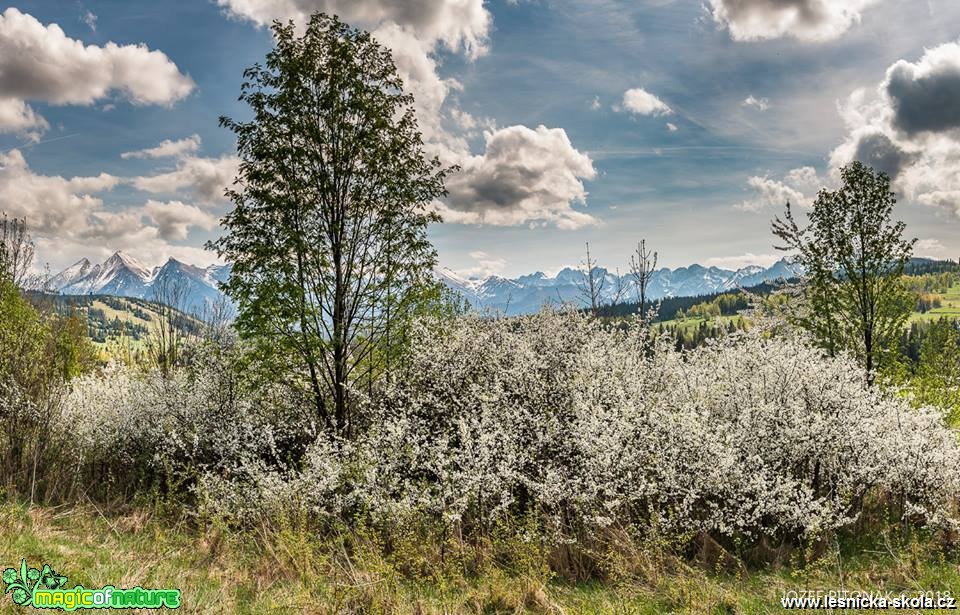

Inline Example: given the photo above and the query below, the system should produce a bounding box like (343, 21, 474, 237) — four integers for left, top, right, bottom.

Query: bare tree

(630, 239, 658, 319)
(0, 214, 35, 288)
(577, 242, 606, 315)
(609, 267, 629, 307)
(149, 275, 189, 376)
(198, 294, 236, 345)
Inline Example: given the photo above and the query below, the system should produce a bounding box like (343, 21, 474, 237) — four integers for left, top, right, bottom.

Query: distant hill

(31, 294, 203, 362)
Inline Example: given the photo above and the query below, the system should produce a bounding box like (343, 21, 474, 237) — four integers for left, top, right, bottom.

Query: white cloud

(132, 153, 240, 203)
(736, 166, 822, 212)
(708, 0, 879, 42)
(0, 8, 194, 138)
(590, 96, 601, 111)
(704, 252, 782, 269)
(215, 0, 490, 59)
(213, 0, 490, 155)
(457, 250, 507, 279)
(0, 98, 48, 141)
(830, 41, 960, 217)
(142, 200, 218, 240)
(620, 88, 672, 116)
(122, 135, 201, 159)
(438, 125, 598, 229)
(666, 122, 678, 132)
(215, 1, 603, 230)
(0, 149, 222, 271)
(742, 95, 770, 111)
(0, 149, 118, 237)
(82, 10, 97, 32)
(915, 238, 949, 259)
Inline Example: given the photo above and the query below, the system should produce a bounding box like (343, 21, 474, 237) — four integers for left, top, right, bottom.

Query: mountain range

(47, 252, 803, 316)
(48, 251, 231, 313)
(435, 258, 804, 315)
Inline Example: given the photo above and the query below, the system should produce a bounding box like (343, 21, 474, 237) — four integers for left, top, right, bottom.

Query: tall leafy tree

(773, 161, 915, 385)
(211, 14, 448, 435)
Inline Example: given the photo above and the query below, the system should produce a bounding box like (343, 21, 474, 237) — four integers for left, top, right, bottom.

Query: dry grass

(1, 503, 959, 613)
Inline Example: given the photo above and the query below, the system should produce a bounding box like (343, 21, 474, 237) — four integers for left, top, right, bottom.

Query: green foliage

(898, 318, 960, 424)
(773, 161, 915, 385)
(0, 277, 95, 497)
(211, 13, 448, 436)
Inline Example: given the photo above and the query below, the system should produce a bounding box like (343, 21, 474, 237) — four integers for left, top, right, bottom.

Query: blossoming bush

(62, 334, 311, 499)
(63, 309, 960, 545)
(203, 310, 960, 545)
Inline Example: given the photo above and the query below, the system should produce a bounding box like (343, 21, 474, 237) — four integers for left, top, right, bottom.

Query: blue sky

(2, 1, 960, 277)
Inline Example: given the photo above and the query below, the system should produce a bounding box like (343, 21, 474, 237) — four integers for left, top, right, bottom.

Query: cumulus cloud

(0, 149, 222, 270)
(830, 41, 960, 217)
(215, 0, 601, 229)
(122, 135, 201, 159)
(142, 200, 218, 241)
(438, 125, 598, 229)
(885, 42, 960, 137)
(736, 166, 822, 212)
(132, 153, 240, 203)
(742, 95, 770, 111)
(0, 8, 194, 138)
(708, 0, 879, 42)
(215, 0, 489, 156)
(0, 149, 118, 237)
(666, 122, 679, 132)
(0, 97, 48, 141)
(215, 0, 490, 59)
(620, 88, 672, 116)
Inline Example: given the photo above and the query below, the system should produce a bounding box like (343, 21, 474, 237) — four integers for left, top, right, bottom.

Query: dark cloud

(439, 125, 597, 229)
(887, 58, 960, 136)
(852, 131, 915, 178)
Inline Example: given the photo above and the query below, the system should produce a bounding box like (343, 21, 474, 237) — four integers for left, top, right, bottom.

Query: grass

(909, 283, 960, 324)
(1, 502, 959, 613)
(653, 315, 744, 334)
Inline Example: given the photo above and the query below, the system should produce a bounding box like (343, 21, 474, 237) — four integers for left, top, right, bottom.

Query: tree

(0, 214, 35, 288)
(576, 242, 605, 315)
(630, 239, 657, 319)
(148, 275, 188, 376)
(211, 14, 448, 436)
(772, 161, 915, 385)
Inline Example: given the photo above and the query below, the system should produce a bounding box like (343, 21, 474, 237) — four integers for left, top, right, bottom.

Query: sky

(2, 0, 960, 278)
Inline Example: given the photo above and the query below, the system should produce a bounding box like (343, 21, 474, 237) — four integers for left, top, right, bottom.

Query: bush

(62, 333, 313, 501)
(200, 310, 960, 546)
(0, 277, 94, 499)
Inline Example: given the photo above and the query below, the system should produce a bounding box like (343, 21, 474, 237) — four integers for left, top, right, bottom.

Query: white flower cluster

(63, 337, 308, 494)
(210, 311, 960, 541)
(65, 311, 960, 542)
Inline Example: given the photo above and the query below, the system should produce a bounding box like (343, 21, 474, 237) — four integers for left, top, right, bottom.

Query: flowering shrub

(203, 310, 960, 544)
(62, 335, 311, 498)
(60, 310, 960, 544)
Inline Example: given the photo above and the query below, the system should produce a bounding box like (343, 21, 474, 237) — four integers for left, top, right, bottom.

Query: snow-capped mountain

(50, 251, 230, 313)
(50, 251, 802, 318)
(437, 257, 803, 315)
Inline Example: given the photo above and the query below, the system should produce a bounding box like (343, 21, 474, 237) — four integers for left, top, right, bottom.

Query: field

(910, 283, 960, 324)
(2, 503, 959, 614)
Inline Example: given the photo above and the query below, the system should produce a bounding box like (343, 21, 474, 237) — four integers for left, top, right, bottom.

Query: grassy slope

(910, 283, 960, 324)
(1, 504, 958, 614)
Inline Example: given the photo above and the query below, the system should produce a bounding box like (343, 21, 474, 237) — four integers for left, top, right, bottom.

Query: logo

(3, 560, 180, 611)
